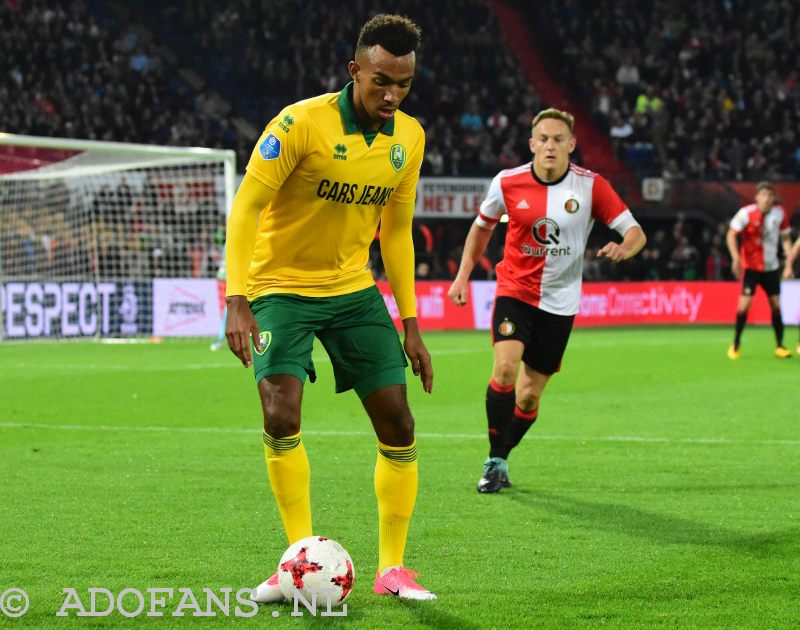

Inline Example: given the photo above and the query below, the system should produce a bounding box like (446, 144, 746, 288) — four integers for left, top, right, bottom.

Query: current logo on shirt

(521, 217, 572, 257)
(532, 217, 561, 245)
(259, 134, 281, 160)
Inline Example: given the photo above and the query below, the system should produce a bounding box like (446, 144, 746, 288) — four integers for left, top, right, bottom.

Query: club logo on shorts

(254, 331, 271, 355)
(259, 134, 281, 160)
(498, 318, 516, 337)
(564, 196, 580, 213)
(390, 144, 406, 172)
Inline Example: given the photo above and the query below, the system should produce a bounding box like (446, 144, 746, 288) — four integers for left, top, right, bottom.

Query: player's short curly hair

(356, 14, 422, 57)
(532, 108, 575, 134)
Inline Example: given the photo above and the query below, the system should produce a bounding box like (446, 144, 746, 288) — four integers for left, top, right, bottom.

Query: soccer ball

(277, 536, 355, 605)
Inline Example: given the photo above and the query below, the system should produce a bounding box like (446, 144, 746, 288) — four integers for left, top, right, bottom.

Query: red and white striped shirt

(729, 203, 790, 272)
(476, 162, 638, 315)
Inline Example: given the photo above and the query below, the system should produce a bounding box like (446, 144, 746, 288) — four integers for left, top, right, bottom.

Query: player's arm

(447, 222, 494, 306)
(380, 198, 432, 393)
(225, 173, 277, 367)
(448, 173, 505, 306)
(591, 177, 646, 262)
(726, 227, 742, 279)
(783, 235, 800, 279)
(597, 224, 646, 262)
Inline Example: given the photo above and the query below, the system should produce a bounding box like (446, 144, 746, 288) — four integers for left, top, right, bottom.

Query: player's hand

(731, 258, 741, 280)
(447, 278, 469, 306)
(402, 318, 433, 393)
(782, 264, 794, 280)
(597, 242, 627, 263)
(225, 295, 263, 367)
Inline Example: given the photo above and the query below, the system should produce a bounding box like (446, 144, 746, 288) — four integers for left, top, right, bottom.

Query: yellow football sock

(263, 431, 312, 544)
(374, 439, 418, 572)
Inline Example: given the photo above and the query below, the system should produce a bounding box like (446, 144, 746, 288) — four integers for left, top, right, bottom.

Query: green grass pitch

(1, 327, 799, 628)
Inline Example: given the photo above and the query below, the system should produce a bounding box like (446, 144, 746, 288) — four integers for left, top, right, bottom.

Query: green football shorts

(249, 285, 408, 400)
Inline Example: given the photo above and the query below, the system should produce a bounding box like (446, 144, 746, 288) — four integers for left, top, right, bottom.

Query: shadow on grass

(264, 598, 481, 629)
(397, 598, 483, 630)
(263, 599, 366, 625)
(508, 489, 799, 555)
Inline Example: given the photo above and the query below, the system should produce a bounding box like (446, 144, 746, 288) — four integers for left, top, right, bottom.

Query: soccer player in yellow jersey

(225, 15, 436, 601)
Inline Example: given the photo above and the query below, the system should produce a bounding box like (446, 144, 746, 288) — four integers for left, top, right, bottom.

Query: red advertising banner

(376, 281, 475, 330)
(378, 280, 798, 330)
(575, 282, 775, 326)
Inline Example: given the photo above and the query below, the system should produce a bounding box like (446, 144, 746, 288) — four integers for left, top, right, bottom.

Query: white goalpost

(0, 133, 236, 340)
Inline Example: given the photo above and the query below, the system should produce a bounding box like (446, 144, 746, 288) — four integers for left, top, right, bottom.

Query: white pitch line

(0, 335, 734, 372)
(1, 347, 486, 372)
(0, 422, 798, 446)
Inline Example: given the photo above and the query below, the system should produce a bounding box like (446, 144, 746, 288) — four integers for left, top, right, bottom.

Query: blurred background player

(783, 234, 800, 354)
(210, 244, 227, 352)
(725, 182, 793, 360)
(224, 15, 436, 601)
(447, 108, 646, 493)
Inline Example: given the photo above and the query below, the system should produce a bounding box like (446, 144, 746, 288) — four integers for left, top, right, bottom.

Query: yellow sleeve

(380, 199, 417, 319)
(225, 173, 277, 296)
(390, 126, 424, 204)
(245, 105, 309, 190)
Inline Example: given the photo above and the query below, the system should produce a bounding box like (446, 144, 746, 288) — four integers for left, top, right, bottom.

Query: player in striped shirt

(784, 234, 800, 354)
(725, 181, 793, 359)
(447, 108, 646, 493)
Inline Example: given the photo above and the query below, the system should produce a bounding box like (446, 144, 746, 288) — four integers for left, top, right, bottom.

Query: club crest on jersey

(390, 144, 406, 172)
(564, 195, 580, 213)
(498, 319, 516, 337)
(254, 331, 271, 355)
(259, 134, 281, 160)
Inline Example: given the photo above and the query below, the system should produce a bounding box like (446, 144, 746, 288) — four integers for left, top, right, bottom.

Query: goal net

(0, 133, 235, 340)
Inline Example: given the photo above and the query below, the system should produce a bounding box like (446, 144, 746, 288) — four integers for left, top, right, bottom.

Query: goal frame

(0, 134, 236, 341)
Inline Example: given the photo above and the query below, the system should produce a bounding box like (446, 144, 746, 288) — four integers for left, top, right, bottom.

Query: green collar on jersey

(338, 82, 396, 141)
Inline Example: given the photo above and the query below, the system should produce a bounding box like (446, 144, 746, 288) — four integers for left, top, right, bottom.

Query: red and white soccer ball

(277, 536, 355, 605)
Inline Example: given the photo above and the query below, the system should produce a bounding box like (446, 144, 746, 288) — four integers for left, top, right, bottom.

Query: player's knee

(516, 391, 540, 412)
(393, 408, 415, 442)
(377, 407, 415, 446)
(492, 361, 517, 386)
(261, 398, 301, 437)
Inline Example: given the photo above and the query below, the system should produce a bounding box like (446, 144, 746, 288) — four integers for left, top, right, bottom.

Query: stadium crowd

(2, 0, 798, 283)
(523, 0, 800, 181)
(0, 1, 240, 158)
(1, 0, 542, 177)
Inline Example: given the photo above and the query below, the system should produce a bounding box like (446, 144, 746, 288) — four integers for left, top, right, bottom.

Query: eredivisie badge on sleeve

(259, 134, 281, 160)
(390, 144, 406, 172)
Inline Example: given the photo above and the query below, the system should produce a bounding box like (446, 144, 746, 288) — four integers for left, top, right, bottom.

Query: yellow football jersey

(244, 82, 425, 299)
